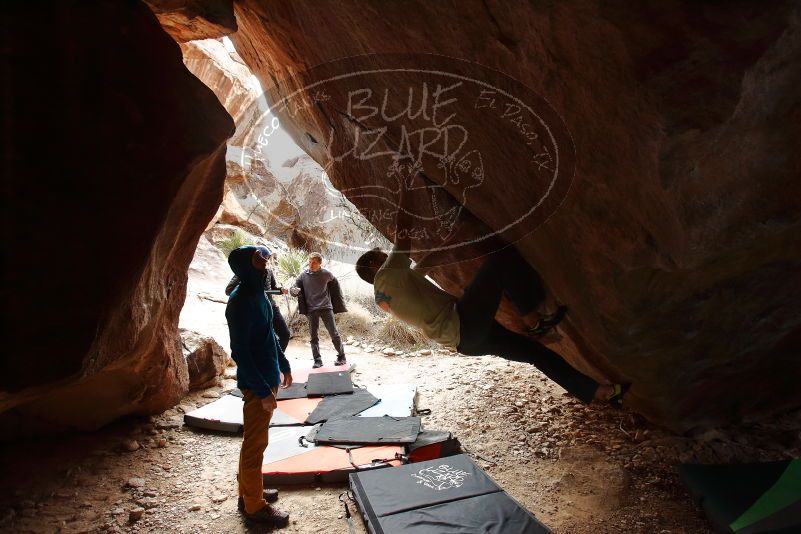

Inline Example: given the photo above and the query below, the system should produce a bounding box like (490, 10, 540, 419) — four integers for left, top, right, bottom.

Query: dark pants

(456, 246, 599, 404)
(308, 308, 345, 361)
(271, 303, 291, 352)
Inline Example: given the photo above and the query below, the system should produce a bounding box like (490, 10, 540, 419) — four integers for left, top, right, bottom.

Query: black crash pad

(350, 453, 551, 533)
(308, 416, 421, 445)
(276, 382, 308, 400)
(306, 371, 354, 396)
(305, 388, 379, 425)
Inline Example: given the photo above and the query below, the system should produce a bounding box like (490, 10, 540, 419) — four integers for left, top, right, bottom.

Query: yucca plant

(218, 229, 252, 257)
(275, 248, 306, 285)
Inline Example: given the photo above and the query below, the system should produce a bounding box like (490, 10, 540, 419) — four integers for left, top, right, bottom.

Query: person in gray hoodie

(290, 252, 347, 368)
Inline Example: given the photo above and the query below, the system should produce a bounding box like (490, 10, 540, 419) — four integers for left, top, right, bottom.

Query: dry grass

(376, 314, 433, 350)
(284, 299, 374, 340)
(282, 299, 434, 351)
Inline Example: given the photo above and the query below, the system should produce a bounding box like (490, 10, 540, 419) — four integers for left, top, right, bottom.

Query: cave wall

(0, 1, 234, 434)
(222, 0, 801, 430)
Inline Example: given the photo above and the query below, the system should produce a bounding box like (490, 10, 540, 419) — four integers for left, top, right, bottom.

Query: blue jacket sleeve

(227, 302, 273, 399)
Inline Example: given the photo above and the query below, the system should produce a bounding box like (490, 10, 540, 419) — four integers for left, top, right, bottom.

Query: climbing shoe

(606, 383, 630, 408)
(312, 358, 323, 369)
(334, 355, 347, 366)
(243, 504, 289, 527)
(527, 305, 568, 335)
(237, 489, 279, 511)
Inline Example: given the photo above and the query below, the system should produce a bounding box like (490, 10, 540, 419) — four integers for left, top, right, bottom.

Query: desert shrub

(276, 248, 307, 286)
(218, 228, 252, 257)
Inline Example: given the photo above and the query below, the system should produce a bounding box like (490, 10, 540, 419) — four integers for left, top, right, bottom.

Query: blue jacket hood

(228, 246, 264, 291)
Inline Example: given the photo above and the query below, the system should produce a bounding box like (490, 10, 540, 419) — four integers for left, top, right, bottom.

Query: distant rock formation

(179, 36, 386, 260)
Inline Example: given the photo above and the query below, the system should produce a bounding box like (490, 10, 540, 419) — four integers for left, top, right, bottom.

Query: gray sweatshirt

(296, 268, 335, 311)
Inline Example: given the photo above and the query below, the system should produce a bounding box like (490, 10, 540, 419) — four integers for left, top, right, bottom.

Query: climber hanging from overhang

(355, 178, 629, 406)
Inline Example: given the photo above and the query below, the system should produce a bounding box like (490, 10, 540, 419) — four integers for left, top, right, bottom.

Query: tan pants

(238, 388, 275, 514)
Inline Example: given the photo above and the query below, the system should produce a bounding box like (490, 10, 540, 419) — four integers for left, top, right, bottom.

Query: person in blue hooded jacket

(226, 245, 292, 527)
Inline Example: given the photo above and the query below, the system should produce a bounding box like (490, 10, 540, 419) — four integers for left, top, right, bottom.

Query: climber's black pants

(455, 246, 599, 404)
(271, 303, 291, 352)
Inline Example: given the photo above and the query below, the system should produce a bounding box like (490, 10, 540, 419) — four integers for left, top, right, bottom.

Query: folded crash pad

(184, 380, 414, 432)
(308, 416, 421, 445)
(305, 388, 380, 425)
(679, 459, 801, 534)
(276, 382, 308, 400)
(184, 391, 322, 431)
(306, 371, 354, 396)
(349, 453, 551, 533)
(289, 363, 355, 383)
(183, 394, 244, 433)
(262, 426, 403, 484)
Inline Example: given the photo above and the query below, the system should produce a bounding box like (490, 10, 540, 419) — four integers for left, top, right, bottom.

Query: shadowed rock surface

(0, 1, 234, 435)
(224, 0, 801, 430)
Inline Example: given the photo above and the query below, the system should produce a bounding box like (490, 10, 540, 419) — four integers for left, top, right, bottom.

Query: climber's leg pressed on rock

(455, 246, 620, 404)
(458, 321, 601, 403)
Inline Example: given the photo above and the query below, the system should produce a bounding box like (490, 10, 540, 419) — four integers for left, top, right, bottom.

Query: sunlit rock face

(180, 38, 263, 146)
(179, 36, 375, 258)
(223, 0, 801, 430)
(145, 0, 236, 42)
(0, 1, 233, 435)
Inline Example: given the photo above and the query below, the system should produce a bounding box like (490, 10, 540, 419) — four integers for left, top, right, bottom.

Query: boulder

(224, 1, 801, 430)
(0, 1, 234, 435)
(180, 329, 229, 390)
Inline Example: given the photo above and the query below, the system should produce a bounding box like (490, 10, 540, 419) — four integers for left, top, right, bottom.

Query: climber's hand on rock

(281, 288, 289, 295)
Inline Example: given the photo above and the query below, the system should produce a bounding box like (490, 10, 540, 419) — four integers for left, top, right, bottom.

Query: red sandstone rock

(224, 0, 801, 430)
(0, 1, 234, 435)
(180, 329, 228, 390)
(144, 0, 236, 42)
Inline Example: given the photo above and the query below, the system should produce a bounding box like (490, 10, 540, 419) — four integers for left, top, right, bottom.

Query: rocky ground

(2, 337, 801, 534)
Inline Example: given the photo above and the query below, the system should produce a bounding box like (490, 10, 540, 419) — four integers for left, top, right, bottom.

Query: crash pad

(262, 426, 403, 484)
(679, 459, 801, 534)
(306, 371, 354, 396)
(308, 416, 422, 445)
(349, 453, 551, 533)
(305, 388, 380, 425)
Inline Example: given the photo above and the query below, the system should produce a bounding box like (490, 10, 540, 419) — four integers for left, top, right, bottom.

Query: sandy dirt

(3, 335, 801, 534)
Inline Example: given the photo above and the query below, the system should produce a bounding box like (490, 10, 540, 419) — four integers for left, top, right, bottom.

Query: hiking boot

(334, 355, 347, 366)
(237, 489, 279, 511)
(312, 358, 323, 369)
(243, 504, 289, 527)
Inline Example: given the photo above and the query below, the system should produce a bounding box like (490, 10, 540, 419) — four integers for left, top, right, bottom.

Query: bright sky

(222, 37, 306, 164)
